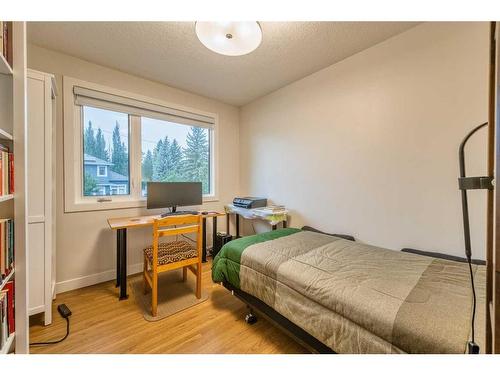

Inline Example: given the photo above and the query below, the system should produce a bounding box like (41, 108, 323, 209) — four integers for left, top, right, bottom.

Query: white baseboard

(55, 262, 143, 294)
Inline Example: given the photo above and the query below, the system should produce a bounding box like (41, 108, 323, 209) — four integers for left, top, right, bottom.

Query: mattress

(212, 228, 485, 354)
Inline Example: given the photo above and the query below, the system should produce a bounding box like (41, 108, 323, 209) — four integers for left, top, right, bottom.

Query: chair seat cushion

(144, 241, 198, 266)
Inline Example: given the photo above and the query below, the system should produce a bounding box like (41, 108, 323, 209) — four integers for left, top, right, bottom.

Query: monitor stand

(160, 205, 198, 218)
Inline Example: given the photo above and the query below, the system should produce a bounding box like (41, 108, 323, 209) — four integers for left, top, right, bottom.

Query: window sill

(202, 195, 219, 203)
(65, 195, 220, 213)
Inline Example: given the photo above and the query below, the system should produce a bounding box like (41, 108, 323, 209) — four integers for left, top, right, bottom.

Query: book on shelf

(0, 292, 7, 350)
(0, 22, 3, 56)
(0, 281, 14, 351)
(0, 219, 14, 280)
(0, 216, 14, 353)
(8, 153, 13, 195)
(0, 145, 14, 196)
(1, 21, 12, 68)
(1, 280, 14, 333)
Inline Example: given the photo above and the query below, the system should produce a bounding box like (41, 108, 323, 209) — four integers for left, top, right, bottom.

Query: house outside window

(82, 106, 130, 197)
(83, 154, 129, 196)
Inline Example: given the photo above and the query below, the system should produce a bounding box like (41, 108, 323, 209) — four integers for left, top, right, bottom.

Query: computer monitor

(146, 182, 202, 214)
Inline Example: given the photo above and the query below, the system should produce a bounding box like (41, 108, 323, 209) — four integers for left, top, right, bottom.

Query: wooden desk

(107, 212, 225, 300)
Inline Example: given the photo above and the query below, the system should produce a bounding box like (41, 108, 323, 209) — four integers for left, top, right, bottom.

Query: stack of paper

(253, 205, 287, 214)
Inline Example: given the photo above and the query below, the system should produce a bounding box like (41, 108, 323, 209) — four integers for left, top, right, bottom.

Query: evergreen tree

(84, 121, 96, 157)
(107, 145, 113, 162)
(152, 138, 164, 181)
(167, 138, 183, 181)
(84, 172, 98, 195)
(151, 136, 173, 181)
(142, 150, 153, 181)
(111, 122, 128, 176)
(183, 127, 209, 193)
(95, 128, 109, 161)
(160, 136, 171, 174)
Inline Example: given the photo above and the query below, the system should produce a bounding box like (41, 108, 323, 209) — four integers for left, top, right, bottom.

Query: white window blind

(73, 86, 215, 129)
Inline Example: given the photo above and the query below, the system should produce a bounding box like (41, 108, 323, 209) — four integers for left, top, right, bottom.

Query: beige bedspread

(239, 231, 485, 353)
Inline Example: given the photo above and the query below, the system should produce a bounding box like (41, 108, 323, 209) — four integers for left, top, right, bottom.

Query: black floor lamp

(458, 122, 493, 354)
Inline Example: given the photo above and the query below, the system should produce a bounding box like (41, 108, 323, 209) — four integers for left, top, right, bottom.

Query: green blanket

(212, 228, 301, 288)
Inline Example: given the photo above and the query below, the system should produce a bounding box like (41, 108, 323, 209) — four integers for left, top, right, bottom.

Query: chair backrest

(151, 215, 203, 267)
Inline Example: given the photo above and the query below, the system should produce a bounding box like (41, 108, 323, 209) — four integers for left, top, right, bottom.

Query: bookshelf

(0, 194, 13, 203)
(0, 332, 14, 354)
(0, 54, 12, 75)
(0, 269, 14, 291)
(0, 129, 13, 140)
(0, 22, 28, 355)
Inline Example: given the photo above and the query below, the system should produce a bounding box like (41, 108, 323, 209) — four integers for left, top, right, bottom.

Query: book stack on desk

(252, 205, 287, 215)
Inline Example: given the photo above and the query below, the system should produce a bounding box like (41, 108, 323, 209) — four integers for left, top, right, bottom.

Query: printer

(232, 197, 267, 209)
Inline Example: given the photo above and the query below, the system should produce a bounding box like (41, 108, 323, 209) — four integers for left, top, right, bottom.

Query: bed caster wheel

(245, 313, 257, 325)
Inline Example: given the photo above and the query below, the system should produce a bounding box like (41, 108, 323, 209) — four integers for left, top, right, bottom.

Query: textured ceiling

(28, 22, 419, 106)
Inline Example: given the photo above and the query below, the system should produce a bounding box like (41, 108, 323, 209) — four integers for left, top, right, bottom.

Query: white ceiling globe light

(195, 22, 262, 56)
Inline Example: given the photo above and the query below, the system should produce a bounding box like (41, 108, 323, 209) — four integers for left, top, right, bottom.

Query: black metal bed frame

(223, 282, 335, 354)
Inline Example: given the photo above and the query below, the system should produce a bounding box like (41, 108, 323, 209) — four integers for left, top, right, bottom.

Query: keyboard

(160, 210, 199, 218)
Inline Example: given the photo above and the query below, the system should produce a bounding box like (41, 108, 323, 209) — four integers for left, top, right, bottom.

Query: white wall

(240, 22, 490, 259)
(27, 44, 240, 292)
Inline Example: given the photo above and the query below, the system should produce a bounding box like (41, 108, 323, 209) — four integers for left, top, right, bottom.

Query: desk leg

(118, 228, 128, 300)
(226, 214, 230, 235)
(283, 220, 287, 229)
(116, 231, 121, 288)
(202, 217, 207, 263)
(212, 216, 218, 258)
(236, 214, 240, 238)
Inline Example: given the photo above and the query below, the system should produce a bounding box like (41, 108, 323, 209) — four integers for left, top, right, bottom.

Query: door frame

(489, 21, 499, 354)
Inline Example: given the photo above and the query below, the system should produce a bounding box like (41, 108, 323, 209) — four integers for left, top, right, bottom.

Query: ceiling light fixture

(195, 22, 262, 56)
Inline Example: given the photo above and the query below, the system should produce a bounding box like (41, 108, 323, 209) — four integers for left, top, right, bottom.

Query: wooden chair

(142, 214, 203, 317)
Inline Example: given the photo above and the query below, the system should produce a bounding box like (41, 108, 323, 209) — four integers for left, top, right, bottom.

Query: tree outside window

(141, 117, 211, 195)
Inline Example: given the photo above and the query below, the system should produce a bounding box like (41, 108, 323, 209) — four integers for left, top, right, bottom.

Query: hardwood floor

(29, 261, 308, 354)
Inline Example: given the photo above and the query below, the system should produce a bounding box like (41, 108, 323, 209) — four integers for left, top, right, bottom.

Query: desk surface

(108, 212, 225, 230)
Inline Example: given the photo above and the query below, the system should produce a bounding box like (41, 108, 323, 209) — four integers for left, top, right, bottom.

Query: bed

(212, 228, 486, 354)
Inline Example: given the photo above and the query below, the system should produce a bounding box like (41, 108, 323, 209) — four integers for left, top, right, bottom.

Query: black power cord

(467, 257, 479, 354)
(30, 304, 72, 346)
(458, 122, 491, 354)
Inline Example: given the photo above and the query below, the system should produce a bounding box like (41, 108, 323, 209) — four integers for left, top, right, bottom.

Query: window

(82, 106, 130, 196)
(97, 166, 107, 177)
(141, 117, 211, 196)
(63, 77, 217, 212)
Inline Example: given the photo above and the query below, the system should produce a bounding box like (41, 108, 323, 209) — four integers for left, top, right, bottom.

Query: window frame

(63, 76, 219, 213)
